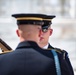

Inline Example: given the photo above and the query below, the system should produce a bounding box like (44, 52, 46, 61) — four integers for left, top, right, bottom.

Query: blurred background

(0, 0, 76, 74)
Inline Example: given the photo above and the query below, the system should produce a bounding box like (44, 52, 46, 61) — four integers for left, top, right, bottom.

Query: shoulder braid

(54, 48, 68, 59)
(48, 47, 62, 53)
(48, 47, 67, 59)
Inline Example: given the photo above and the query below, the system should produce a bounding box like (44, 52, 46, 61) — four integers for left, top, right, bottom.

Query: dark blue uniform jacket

(0, 41, 73, 75)
(48, 44, 74, 75)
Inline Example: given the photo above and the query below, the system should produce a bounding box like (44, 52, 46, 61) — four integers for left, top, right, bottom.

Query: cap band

(17, 20, 44, 25)
(16, 17, 43, 21)
(16, 17, 52, 21)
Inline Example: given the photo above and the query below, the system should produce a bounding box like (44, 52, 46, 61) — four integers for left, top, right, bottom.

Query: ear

(49, 29, 53, 36)
(16, 29, 20, 37)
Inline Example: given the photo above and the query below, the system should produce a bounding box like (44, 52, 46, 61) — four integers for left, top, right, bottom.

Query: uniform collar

(42, 43, 54, 49)
(48, 44, 54, 49)
(16, 41, 39, 49)
(43, 43, 49, 49)
(15, 41, 54, 58)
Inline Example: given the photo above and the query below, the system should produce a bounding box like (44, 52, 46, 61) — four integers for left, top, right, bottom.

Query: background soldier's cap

(12, 13, 48, 26)
(42, 15, 56, 32)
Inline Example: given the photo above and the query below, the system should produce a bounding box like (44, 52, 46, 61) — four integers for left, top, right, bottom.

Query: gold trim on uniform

(16, 17, 52, 21)
(48, 48, 62, 53)
(43, 19, 52, 21)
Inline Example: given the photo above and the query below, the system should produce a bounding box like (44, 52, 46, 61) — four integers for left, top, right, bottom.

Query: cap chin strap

(51, 49, 61, 75)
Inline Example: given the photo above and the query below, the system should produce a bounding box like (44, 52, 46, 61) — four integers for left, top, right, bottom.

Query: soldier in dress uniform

(0, 13, 73, 75)
(39, 15, 74, 75)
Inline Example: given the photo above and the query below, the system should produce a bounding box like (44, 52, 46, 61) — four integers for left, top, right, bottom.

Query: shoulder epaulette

(61, 50, 68, 59)
(48, 47, 68, 59)
(54, 47, 63, 53)
(48, 47, 63, 54)
(54, 48, 68, 59)
(0, 50, 13, 55)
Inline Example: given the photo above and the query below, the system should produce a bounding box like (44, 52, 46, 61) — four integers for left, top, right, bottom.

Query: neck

(20, 37, 39, 44)
(39, 42, 48, 48)
(43, 43, 49, 49)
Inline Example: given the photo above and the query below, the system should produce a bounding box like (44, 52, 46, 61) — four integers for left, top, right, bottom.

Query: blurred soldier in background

(39, 15, 74, 75)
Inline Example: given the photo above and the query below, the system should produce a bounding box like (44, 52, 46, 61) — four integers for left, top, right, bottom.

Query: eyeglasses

(37, 26, 51, 33)
(41, 24, 51, 32)
(42, 27, 51, 33)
